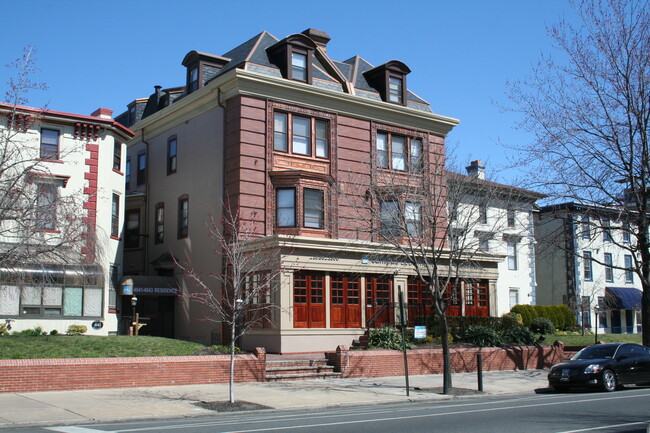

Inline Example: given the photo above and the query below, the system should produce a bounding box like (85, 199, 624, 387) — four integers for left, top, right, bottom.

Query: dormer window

(182, 51, 230, 95)
(267, 34, 317, 84)
(364, 60, 411, 106)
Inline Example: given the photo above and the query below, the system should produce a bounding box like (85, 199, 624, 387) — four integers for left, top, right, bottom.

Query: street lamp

(131, 296, 138, 336)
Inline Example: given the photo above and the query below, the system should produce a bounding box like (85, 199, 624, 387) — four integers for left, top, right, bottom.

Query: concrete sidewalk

(0, 369, 550, 429)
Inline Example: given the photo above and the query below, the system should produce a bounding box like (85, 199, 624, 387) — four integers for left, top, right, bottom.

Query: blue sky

(1, 0, 578, 183)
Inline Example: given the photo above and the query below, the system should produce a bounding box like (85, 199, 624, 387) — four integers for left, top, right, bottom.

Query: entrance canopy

(605, 287, 642, 310)
(121, 276, 179, 296)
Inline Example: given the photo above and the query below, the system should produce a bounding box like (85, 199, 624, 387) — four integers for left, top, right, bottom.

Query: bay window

(376, 132, 424, 173)
(273, 112, 329, 159)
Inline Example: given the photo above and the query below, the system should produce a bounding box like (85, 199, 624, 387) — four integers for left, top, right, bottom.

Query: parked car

(548, 343, 650, 392)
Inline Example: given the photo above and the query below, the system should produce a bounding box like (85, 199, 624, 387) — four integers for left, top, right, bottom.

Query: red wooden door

(293, 272, 326, 328)
(365, 275, 393, 328)
(330, 274, 361, 328)
(464, 281, 489, 317)
(407, 276, 433, 325)
(446, 281, 462, 317)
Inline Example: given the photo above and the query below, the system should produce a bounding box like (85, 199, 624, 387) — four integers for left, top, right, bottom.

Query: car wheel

(602, 369, 617, 392)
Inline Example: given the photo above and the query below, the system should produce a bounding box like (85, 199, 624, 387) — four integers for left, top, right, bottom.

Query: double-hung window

(404, 202, 421, 237)
(125, 157, 131, 189)
(188, 67, 199, 93)
(137, 151, 146, 185)
(36, 183, 57, 230)
(291, 51, 308, 82)
(623, 222, 631, 243)
(40, 128, 59, 160)
(507, 208, 516, 227)
(624, 255, 634, 283)
(155, 203, 164, 244)
(304, 189, 324, 229)
(376, 132, 423, 173)
(583, 251, 593, 281)
(507, 242, 518, 270)
(113, 142, 122, 171)
(273, 113, 328, 158)
(167, 136, 177, 174)
(479, 203, 488, 224)
(380, 201, 400, 237)
(602, 217, 612, 242)
(111, 194, 120, 238)
(178, 196, 189, 238)
(380, 200, 421, 238)
(604, 253, 614, 282)
(277, 188, 296, 227)
(582, 215, 591, 239)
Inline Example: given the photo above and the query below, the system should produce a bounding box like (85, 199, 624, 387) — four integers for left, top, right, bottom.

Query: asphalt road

(7, 387, 650, 433)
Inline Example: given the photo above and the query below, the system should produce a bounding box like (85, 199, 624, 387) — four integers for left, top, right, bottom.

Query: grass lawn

(549, 333, 643, 347)
(0, 335, 205, 359)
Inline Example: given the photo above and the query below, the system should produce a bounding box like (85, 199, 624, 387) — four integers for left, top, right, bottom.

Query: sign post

(398, 287, 410, 396)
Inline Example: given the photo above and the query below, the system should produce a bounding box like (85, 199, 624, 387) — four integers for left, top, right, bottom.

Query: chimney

(466, 160, 486, 180)
(302, 28, 331, 51)
(154, 85, 163, 93)
(91, 108, 113, 119)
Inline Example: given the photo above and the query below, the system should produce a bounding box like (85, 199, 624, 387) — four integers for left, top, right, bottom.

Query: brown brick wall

(0, 348, 266, 393)
(333, 345, 564, 378)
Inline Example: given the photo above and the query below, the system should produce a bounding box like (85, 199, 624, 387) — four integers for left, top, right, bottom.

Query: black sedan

(548, 343, 650, 392)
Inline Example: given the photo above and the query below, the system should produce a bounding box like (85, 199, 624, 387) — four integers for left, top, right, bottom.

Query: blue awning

(606, 287, 642, 310)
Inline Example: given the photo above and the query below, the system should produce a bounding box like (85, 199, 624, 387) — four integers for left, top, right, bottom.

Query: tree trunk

(229, 323, 236, 403)
(639, 228, 650, 347)
(439, 314, 452, 394)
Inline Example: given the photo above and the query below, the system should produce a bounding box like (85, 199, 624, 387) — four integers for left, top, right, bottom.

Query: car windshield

(572, 345, 618, 360)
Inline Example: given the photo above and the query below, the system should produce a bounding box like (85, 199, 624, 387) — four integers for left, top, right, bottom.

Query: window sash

(604, 253, 614, 282)
(404, 201, 421, 236)
(125, 210, 140, 249)
(376, 133, 388, 168)
(292, 117, 311, 155)
(507, 209, 515, 227)
(125, 158, 131, 188)
(479, 204, 488, 224)
(155, 204, 165, 244)
(277, 189, 296, 227)
(40, 129, 59, 159)
(583, 251, 593, 280)
(410, 139, 422, 173)
(624, 255, 634, 283)
(315, 121, 328, 158)
(291, 52, 307, 82)
(304, 189, 324, 229)
(111, 194, 120, 237)
(507, 242, 518, 270)
(168, 138, 177, 173)
(380, 201, 400, 237)
(113, 142, 121, 171)
(391, 136, 406, 171)
(178, 198, 189, 238)
(36, 183, 57, 230)
(388, 77, 403, 103)
(274, 113, 288, 152)
(137, 152, 146, 185)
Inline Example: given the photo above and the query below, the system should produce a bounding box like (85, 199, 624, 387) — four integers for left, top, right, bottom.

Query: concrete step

(266, 359, 329, 368)
(266, 371, 343, 381)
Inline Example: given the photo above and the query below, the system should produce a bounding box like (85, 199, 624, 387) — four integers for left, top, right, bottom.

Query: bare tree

(174, 206, 283, 403)
(340, 154, 533, 394)
(1, 47, 93, 273)
(507, 0, 650, 345)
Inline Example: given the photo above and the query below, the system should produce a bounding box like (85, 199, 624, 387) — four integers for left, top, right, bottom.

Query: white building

(450, 161, 545, 317)
(0, 103, 134, 335)
(535, 203, 643, 334)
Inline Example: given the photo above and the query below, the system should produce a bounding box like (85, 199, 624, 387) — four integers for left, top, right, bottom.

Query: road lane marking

(111, 392, 650, 433)
(554, 420, 650, 433)
(46, 428, 107, 433)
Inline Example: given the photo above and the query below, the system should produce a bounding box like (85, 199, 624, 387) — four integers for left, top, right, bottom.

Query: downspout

(141, 127, 150, 275)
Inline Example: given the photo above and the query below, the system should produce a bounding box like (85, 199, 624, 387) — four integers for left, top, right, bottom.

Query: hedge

(510, 304, 576, 331)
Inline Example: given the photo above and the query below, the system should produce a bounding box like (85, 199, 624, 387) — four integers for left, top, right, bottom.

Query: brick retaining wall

(0, 347, 266, 393)
(331, 345, 564, 378)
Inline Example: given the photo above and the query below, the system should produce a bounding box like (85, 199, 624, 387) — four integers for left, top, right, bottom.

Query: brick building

(117, 29, 530, 352)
